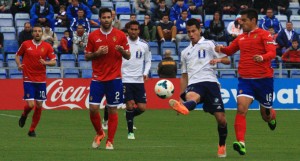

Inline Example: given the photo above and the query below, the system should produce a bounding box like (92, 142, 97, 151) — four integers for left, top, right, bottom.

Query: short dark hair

(64, 30, 69, 34)
(78, 8, 84, 12)
(186, 18, 200, 29)
(24, 22, 30, 27)
(130, 13, 136, 17)
(127, 20, 140, 28)
(162, 13, 169, 18)
(240, 8, 258, 24)
(33, 23, 43, 30)
(99, 8, 112, 18)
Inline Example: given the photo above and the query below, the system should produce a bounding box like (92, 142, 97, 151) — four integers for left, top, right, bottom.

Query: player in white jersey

(122, 21, 151, 139)
(169, 18, 230, 158)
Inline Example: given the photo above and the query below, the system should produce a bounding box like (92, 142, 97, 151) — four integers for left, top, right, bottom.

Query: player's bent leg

(19, 101, 35, 128)
(260, 105, 277, 130)
(169, 99, 189, 115)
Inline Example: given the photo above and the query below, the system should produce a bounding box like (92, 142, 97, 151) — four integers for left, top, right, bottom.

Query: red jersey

(16, 40, 56, 82)
(282, 48, 300, 63)
(85, 28, 129, 81)
(221, 28, 276, 78)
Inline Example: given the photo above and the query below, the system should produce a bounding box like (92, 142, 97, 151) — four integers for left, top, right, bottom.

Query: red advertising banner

(0, 78, 180, 110)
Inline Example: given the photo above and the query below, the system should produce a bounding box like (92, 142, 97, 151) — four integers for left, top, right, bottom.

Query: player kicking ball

(169, 18, 230, 158)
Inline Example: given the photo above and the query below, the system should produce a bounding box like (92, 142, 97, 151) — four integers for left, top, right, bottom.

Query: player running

(215, 8, 277, 155)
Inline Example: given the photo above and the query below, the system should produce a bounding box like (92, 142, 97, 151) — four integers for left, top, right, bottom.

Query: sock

(133, 108, 144, 117)
(234, 114, 246, 142)
(270, 108, 276, 120)
(22, 104, 33, 117)
(126, 109, 134, 133)
(89, 111, 103, 135)
(104, 105, 108, 121)
(29, 107, 42, 132)
(107, 113, 118, 144)
(218, 124, 227, 146)
(183, 100, 197, 111)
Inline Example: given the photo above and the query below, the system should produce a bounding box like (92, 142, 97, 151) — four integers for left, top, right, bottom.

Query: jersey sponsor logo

(96, 38, 102, 42)
(27, 47, 33, 50)
(239, 37, 245, 40)
(113, 36, 117, 42)
(266, 41, 276, 45)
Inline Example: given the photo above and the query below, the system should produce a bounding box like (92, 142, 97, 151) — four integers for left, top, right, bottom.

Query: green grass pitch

(0, 110, 299, 161)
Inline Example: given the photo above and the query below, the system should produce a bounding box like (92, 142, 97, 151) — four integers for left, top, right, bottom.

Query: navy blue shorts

(89, 79, 123, 106)
(237, 78, 274, 108)
(181, 82, 224, 114)
(123, 83, 146, 103)
(23, 82, 47, 101)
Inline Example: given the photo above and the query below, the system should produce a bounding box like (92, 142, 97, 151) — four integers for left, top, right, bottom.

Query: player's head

(186, 18, 201, 45)
(99, 8, 112, 30)
(32, 24, 43, 42)
(239, 8, 258, 32)
(127, 21, 140, 41)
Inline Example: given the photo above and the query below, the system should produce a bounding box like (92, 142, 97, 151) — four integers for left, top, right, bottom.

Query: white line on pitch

(0, 114, 19, 118)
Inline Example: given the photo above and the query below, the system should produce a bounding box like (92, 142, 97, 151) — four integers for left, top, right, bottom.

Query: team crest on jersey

(253, 34, 257, 39)
(41, 47, 45, 52)
(112, 36, 117, 42)
(239, 90, 243, 94)
(214, 98, 219, 103)
(90, 96, 93, 101)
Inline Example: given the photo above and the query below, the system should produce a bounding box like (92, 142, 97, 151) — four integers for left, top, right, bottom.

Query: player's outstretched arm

(210, 56, 231, 65)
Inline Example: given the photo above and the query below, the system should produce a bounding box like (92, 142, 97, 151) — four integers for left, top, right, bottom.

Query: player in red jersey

(16, 24, 57, 137)
(215, 8, 277, 155)
(85, 8, 130, 150)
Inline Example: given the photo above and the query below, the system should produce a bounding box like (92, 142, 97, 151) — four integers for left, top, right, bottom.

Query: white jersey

(181, 37, 227, 85)
(122, 37, 151, 83)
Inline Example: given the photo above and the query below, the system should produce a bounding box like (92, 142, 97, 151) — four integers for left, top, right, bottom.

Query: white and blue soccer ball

(154, 79, 174, 99)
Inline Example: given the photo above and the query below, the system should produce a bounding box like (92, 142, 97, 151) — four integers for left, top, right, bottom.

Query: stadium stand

(47, 68, 62, 78)
(1, 27, 16, 40)
(148, 41, 159, 55)
(64, 69, 80, 78)
(115, 2, 132, 15)
(81, 69, 93, 78)
(4, 40, 19, 54)
(9, 69, 23, 79)
(15, 13, 30, 27)
(0, 13, 13, 27)
(0, 68, 6, 79)
(160, 41, 177, 55)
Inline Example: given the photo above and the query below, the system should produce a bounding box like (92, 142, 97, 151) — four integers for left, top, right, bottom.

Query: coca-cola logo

(43, 79, 125, 110)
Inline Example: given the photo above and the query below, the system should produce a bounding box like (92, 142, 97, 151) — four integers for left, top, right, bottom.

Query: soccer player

(85, 8, 130, 150)
(215, 8, 277, 155)
(17, 24, 57, 137)
(169, 18, 230, 158)
(122, 21, 151, 139)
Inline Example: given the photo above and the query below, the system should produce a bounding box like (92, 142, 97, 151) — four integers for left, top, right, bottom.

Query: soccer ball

(154, 79, 174, 99)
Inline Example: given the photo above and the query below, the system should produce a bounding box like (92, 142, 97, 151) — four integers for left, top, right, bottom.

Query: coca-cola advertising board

(0, 78, 180, 110)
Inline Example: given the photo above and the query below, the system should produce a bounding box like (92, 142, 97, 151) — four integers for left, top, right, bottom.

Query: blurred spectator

(140, 14, 157, 42)
(42, 23, 59, 52)
(66, 0, 96, 26)
(282, 39, 300, 68)
(268, 27, 278, 46)
(170, 0, 190, 24)
(157, 14, 176, 42)
(253, 0, 270, 15)
(259, 8, 282, 34)
(135, 0, 150, 15)
(203, 0, 220, 15)
(55, 5, 67, 27)
(276, 22, 299, 56)
(157, 49, 177, 78)
(58, 30, 73, 54)
(153, 0, 170, 22)
(226, 15, 242, 43)
(47, 0, 65, 13)
(72, 24, 88, 55)
(11, 0, 30, 16)
(269, 0, 292, 21)
(175, 10, 189, 44)
(30, 0, 55, 30)
(233, 0, 252, 13)
(112, 10, 121, 29)
(125, 14, 137, 30)
(70, 8, 90, 33)
(0, 32, 3, 55)
(0, 0, 11, 13)
(18, 22, 33, 46)
(90, 0, 101, 14)
(220, 0, 237, 15)
(205, 11, 226, 42)
(184, 0, 203, 15)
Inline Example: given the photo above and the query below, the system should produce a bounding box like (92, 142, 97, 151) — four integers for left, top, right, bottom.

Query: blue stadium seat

(220, 70, 236, 78)
(148, 41, 159, 55)
(91, 14, 100, 27)
(15, 13, 30, 27)
(115, 2, 131, 15)
(54, 27, 68, 41)
(222, 14, 236, 27)
(9, 69, 23, 79)
(216, 41, 227, 46)
(271, 59, 279, 68)
(290, 70, 300, 78)
(151, 61, 160, 70)
(217, 61, 232, 69)
(0, 68, 6, 79)
(7, 60, 17, 67)
(150, 68, 159, 78)
(46, 68, 62, 78)
(0, 13, 13, 27)
(152, 55, 162, 61)
(275, 15, 287, 27)
(171, 55, 179, 61)
(64, 69, 79, 78)
(119, 14, 130, 29)
(60, 54, 76, 61)
(79, 61, 92, 68)
(1, 27, 16, 40)
(290, 15, 300, 29)
(137, 15, 144, 24)
(4, 40, 19, 54)
(274, 70, 289, 78)
(204, 15, 213, 22)
(178, 41, 189, 54)
(289, 2, 299, 15)
(0, 54, 3, 67)
(191, 14, 202, 22)
(101, 1, 114, 10)
(82, 69, 93, 78)
(161, 41, 177, 55)
(77, 55, 85, 61)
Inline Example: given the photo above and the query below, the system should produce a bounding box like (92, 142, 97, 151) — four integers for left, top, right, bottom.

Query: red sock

(89, 111, 103, 135)
(22, 105, 33, 117)
(107, 113, 118, 144)
(234, 114, 246, 142)
(29, 107, 42, 132)
(271, 108, 276, 120)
